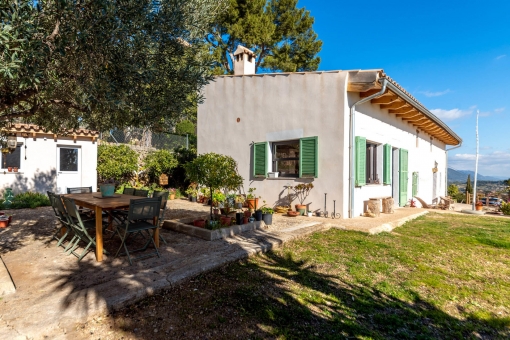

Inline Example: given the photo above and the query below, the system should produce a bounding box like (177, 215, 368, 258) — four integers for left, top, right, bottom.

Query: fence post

(186, 134, 189, 150)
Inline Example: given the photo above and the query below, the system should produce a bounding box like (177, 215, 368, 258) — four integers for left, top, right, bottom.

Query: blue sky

(298, 0, 510, 176)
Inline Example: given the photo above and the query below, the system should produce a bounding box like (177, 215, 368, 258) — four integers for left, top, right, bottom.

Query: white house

(0, 124, 98, 195)
(198, 47, 462, 218)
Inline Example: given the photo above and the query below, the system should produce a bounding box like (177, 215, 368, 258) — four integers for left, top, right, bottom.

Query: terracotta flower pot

(243, 217, 249, 224)
(220, 216, 232, 226)
(193, 219, 206, 228)
(287, 211, 299, 217)
(169, 194, 175, 200)
(7, 167, 12, 172)
(244, 210, 252, 218)
(475, 205, 483, 211)
(246, 198, 259, 210)
(13, 167, 18, 172)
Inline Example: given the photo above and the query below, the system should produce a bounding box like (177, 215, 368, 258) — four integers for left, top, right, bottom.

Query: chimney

(233, 45, 256, 76)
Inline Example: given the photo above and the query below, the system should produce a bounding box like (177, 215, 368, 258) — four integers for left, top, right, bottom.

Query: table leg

(95, 206, 103, 261)
(153, 217, 159, 248)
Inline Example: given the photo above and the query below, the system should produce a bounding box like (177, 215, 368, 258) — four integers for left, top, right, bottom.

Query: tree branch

(48, 99, 87, 112)
(47, 20, 60, 42)
(0, 102, 40, 121)
(0, 88, 38, 111)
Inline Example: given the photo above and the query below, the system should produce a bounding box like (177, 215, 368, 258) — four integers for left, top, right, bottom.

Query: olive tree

(1, 0, 226, 132)
(184, 152, 243, 220)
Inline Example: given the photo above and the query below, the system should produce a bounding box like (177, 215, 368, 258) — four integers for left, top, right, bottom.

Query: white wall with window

(0, 127, 98, 195)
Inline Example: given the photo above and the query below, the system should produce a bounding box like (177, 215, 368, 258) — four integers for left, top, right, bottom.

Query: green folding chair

(114, 197, 162, 265)
(152, 191, 169, 245)
(47, 191, 73, 249)
(133, 189, 149, 197)
(67, 187, 93, 194)
(123, 187, 135, 196)
(62, 197, 109, 261)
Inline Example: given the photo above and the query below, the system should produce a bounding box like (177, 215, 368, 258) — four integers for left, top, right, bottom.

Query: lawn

(77, 213, 510, 339)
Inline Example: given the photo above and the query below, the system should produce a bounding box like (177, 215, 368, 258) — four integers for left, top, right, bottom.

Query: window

(366, 142, 379, 184)
(1, 146, 21, 169)
(253, 137, 318, 178)
(273, 141, 299, 177)
(59, 148, 79, 171)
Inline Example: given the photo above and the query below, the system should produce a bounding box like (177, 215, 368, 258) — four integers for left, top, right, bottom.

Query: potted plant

(246, 187, 260, 210)
(13, 167, 18, 173)
(307, 210, 313, 217)
(475, 201, 484, 211)
(292, 183, 314, 215)
(100, 179, 116, 197)
(169, 188, 176, 200)
(184, 153, 244, 222)
(7, 167, 12, 172)
(185, 183, 198, 202)
(234, 194, 245, 209)
(193, 219, 206, 228)
(260, 206, 274, 225)
(212, 191, 226, 207)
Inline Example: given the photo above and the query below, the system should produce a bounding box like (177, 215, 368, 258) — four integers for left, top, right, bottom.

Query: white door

(56, 146, 81, 194)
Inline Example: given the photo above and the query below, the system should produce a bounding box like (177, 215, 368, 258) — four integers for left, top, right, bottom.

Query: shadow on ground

(75, 251, 509, 339)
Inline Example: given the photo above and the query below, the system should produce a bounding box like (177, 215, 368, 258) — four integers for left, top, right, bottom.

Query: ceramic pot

(7, 167, 12, 172)
(169, 194, 175, 200)
(243, 216, 249, 224)
(13, 167, 18, 172)
(193, 219, 206, 228)
(100, 184, 115, 197)
(220, 216, 232, 226)
(246, 198, 259, 210)
(287, 211, 299, 217)
(254, 210, 262, 221)
(262, 213, 273, 225)
(475, 205, 483, 211)
(236, 212, 243, 225)
(244, 210, 252, 218)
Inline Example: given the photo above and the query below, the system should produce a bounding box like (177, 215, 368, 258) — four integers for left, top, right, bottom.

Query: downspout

(445, 142, 463, 195)
(348, 78, 388, 218)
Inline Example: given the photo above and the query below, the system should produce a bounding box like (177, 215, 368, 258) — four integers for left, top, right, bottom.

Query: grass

(78, 213, 510, 339)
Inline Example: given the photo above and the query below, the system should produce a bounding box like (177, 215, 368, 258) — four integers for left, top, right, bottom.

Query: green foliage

(97, 145, 138, 183)
(144, 150, 178, 182)
(185, 152, 244, 218)
(465, 174, 473, 194)
(447, 184, 459, 197)
(501, 202, 510, 215)
(0, 0, 226, 132)
(115, 182, 165, 196)
(175, 120, 196, 135)
(170, 147, 197, 191)
(10, 192, 50, 209)
(208, 0, 322, 74)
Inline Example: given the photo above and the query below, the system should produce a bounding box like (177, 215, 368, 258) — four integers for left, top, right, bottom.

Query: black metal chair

(133, 189, 149, 197)
(66, 187, 93, 194)
(62, 197, 108, 261)
(152, 191, 169, 245)
(114, 197, 162, 265)
(123, 187, 135, 196)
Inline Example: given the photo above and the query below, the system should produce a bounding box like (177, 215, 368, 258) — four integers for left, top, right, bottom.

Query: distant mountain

(448, 168, 507, 183)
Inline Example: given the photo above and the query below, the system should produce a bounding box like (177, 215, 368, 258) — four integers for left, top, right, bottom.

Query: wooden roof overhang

(348, 70, 462, 146)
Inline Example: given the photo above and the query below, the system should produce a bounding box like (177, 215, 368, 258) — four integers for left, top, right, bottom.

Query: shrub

(501, 202, 510, 215)
(144, 149, 178, 182)
(97, 144, 138, 182)
(10, 192, 51, 209)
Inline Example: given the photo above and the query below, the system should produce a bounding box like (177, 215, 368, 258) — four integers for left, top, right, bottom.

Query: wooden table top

(65, 192, 147, 209)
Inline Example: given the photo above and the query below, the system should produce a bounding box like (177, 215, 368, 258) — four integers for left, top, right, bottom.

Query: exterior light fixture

(6, 134, 17, 152)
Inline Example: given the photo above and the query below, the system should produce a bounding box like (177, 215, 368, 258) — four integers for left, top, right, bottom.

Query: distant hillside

(448, 168, 507, 183)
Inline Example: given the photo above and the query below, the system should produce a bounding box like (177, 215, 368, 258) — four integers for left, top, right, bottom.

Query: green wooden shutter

(299, 137, 318, 178)
(253, 142, 268, 178)
(399, 149, 408, 206)
(383, 144, 392, 185)
(355, 136, 366, 186)
(412, 172, 419, 196)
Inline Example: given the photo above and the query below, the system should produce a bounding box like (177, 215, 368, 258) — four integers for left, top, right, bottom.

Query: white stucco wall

(198, 72, 349, 215)
(347, 92, 447, 217)
(0, 134, 97, 195)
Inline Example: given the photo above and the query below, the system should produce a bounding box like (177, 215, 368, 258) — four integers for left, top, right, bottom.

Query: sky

(298, 0, 510, 177)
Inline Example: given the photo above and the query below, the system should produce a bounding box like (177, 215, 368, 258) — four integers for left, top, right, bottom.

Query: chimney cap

(234, 45, 256, 57)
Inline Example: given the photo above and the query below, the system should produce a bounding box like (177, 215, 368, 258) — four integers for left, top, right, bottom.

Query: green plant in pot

(100, 179, 117, 197)
(246, 187, 260, 211)
(260, 203, 274, 226)
(185, 153, 244, 222)
(293, 183, 313, 215)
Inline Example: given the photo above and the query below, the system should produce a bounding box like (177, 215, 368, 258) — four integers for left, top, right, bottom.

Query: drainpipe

(349, 78, 388, 218)
(445, 142, 463, 196)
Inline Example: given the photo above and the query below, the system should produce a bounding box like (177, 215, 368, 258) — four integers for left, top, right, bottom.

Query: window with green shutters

(399, 149, 409, 206)
(253, 142, 268, 177)
(383, 144, 392, 185)
(254, 137, 318, 178)
(355, 136, 366, 186)
(412, 172, 419, 196)
(299, 137, 318, 178)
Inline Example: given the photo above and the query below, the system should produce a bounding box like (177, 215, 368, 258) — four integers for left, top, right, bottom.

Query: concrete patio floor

(0, 200, 430, 339)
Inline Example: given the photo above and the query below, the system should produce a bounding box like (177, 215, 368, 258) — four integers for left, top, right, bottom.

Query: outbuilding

(198, 47, 462, 218)
(0, 124, 98, 195)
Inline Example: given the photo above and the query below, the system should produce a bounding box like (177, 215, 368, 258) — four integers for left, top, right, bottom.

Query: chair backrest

(67, 186, 93, 194)
(123, 187, 135, 196)
(133, 189, 149, 197)
(127, 197, 162, 221)
(62, 197, 86, 227)
(47, 191, 59, 217)
(52, 194, 71, 224)
(152, 191, 169, 209)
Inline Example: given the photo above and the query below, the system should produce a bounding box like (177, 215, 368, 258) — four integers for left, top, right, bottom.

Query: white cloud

(419, 89, 451, 97)
(449, 151, 510, 177)
(495, 54, 507, 60)
(430, 107, 473, 121)
(495, 107, 505, 113)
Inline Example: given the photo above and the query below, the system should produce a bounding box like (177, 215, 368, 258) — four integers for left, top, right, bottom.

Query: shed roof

(5, 124, 99, 138)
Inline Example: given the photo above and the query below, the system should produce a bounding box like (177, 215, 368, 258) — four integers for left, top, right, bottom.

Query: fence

(100, 127, 189, 151)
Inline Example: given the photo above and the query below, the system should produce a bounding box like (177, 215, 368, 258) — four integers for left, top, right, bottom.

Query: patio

(0, 199, 428, 339)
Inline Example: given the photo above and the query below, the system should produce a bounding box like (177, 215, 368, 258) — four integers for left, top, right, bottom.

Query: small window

(366, 143, 380, 184)
(1, 146, 21, 169)
(273, 141, 300, 177)
(59, 148, 79, 172)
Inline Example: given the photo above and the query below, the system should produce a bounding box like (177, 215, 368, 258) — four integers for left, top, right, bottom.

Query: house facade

(198, 49, 462, 218)
(0, 124, 98, 195)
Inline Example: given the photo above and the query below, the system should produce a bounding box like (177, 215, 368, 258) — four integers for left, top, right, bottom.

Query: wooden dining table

(65, 192, 160, 262)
